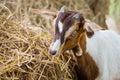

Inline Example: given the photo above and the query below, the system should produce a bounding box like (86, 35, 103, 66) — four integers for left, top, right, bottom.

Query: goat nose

(49, 50, 57, 55)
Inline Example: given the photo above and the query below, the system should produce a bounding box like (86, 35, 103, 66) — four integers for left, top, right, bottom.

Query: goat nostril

(49, 50, 57, 55)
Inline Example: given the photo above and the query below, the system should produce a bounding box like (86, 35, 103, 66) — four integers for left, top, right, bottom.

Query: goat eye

(71, 31, 77, 37)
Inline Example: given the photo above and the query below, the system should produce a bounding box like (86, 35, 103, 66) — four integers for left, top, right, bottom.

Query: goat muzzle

(49, 50, 57, 55)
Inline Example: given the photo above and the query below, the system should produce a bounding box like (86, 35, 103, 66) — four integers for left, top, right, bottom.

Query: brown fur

(72, 32, 99, 80)
(53, 9, 100, 80)
(58, 14, 99, 79)
(74, 52, 99, 80)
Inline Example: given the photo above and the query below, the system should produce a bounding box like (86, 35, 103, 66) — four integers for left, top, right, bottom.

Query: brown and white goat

(49, 7, 120, 80)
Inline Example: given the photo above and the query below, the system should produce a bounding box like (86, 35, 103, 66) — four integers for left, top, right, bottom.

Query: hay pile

(0, 15, 77, 80)
(0, 0, 94, 80)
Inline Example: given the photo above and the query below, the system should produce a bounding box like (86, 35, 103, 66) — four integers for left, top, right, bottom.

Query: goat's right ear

(59, 6, 66, 13)
(85, 26, 94, 38)
(85, 26, 93, 32)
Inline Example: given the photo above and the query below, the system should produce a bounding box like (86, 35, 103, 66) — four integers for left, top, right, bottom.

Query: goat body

(85, 30, 120, 80)
(73, 30, 120, 80)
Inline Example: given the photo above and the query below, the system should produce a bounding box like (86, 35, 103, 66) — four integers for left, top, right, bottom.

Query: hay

(0, 0, 94, 80)
(0, 15, 77, 80)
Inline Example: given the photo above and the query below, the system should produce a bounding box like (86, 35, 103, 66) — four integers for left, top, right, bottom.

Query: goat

(49, 7, 120, 80)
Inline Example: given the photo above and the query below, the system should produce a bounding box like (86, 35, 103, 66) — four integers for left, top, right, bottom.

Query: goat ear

(85, 19, 103, 31)
(85, 26, 94, 38)
(59, 6, 66, 13)
(85, 26, 93, 32)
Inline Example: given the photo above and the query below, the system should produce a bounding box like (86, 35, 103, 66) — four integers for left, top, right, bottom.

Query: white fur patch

(58, 21, 63, 33)
(86, 30, 120, 80)
(50, 39, 61, 51)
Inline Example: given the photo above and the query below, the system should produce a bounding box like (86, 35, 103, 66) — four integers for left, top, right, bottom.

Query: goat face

(49, 7, 85, 55)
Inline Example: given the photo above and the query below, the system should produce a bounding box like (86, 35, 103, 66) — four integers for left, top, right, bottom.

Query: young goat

(49, 7, 120, 80)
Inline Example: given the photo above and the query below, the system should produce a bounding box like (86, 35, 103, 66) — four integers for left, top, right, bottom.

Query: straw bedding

(0, 0, 94, 80)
